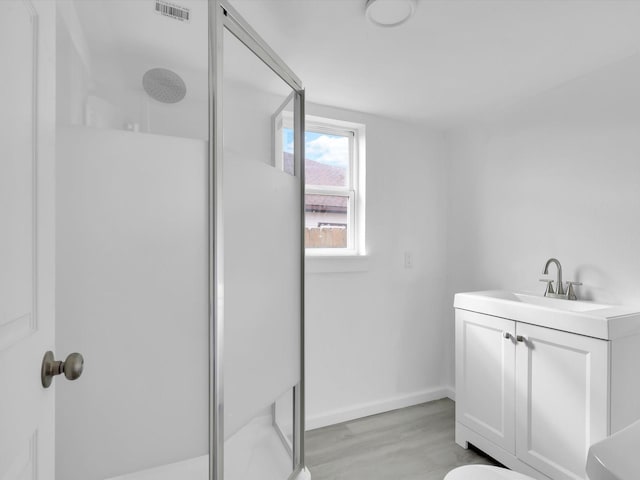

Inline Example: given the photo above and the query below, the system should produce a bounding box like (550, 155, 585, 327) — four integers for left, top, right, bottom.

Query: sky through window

(283, 129, 349, 170)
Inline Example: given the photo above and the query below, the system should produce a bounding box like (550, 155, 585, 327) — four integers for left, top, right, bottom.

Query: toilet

(443, 465, 534, 480)
(444, 418, 640, 480)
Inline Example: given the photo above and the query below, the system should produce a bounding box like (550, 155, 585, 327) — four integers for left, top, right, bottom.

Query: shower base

(105, 415, 310, 480)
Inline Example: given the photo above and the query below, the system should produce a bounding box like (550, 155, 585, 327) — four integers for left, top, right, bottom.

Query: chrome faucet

(540, 258, 582, 300)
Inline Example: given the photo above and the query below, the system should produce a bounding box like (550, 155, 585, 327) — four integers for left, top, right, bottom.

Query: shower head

(142, 68, 187, 104)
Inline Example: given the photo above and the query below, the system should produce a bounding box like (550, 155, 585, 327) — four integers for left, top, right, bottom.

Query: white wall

(304, 103, 451, 429)
(445, 53, 640, 387)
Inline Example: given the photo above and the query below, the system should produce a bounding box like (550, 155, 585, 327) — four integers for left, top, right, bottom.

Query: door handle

(41, 351, 84, 388)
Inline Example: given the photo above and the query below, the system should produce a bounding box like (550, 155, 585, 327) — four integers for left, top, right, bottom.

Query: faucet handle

(539, 278, 555, 296)
(565, 281, 582, 301)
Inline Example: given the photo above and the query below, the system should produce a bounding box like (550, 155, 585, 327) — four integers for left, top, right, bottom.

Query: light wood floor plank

(305, 398, 498, 480)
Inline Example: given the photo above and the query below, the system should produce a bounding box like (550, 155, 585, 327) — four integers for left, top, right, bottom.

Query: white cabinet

(455, 310, 612, 480)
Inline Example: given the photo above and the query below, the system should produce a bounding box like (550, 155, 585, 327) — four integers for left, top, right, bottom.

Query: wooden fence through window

(305, 226, 347, 248)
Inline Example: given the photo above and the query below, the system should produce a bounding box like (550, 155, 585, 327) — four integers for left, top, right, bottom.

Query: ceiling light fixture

(365, 0, 416, 28)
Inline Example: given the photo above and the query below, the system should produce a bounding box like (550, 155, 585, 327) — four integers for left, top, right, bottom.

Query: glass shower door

(213, 2, 306, 479)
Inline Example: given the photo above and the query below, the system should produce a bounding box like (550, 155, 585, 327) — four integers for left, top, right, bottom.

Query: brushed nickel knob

(63, 353, 84, 381)
(516, 335, 525, 343)
(503, 332, 512, 340)
(41, 351, 84, 388)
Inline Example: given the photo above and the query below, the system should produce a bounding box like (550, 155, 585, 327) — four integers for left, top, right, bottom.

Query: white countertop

(454, 290, 640, 340)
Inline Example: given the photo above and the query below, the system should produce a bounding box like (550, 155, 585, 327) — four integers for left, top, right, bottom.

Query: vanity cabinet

(456, 309, 609, 480)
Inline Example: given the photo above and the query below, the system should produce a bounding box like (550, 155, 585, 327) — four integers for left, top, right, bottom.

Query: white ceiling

(66, 0, 640, 128)
(229, 0, 640, 126)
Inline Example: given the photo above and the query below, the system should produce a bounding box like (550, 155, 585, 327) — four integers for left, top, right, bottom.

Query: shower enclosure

(2, 1, 304, 479)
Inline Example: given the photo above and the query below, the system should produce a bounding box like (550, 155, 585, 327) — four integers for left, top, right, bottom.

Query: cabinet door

(456, 309, 516, 453)
(515, 323, 608, 480)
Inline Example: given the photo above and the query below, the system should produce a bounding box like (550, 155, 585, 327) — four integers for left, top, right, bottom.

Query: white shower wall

(55, 78, 302, 480)
(56, 127, 209, 480)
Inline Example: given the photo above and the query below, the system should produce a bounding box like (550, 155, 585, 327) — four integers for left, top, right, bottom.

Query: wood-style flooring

(305, 398, 499, 480)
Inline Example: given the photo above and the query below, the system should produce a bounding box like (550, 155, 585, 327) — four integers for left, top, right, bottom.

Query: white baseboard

(445, 385, 455, 401)
(306, 386, 453, 431)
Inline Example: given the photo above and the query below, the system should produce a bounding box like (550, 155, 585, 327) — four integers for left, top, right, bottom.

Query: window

(275, 112, 365, 255)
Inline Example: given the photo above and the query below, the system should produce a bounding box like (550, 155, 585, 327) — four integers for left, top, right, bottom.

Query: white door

(455, 309, 516, 454)
(1, 1, 56, 480)
(515, 323, 609, 480)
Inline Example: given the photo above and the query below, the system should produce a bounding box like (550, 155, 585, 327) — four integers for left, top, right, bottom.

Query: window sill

(305, 254, 370, 274)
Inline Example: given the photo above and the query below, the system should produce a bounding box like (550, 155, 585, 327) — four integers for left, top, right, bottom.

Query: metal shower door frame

(208, 1, 306, 479)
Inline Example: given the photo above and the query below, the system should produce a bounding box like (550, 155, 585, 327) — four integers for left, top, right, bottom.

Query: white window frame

(275, 112, 366, 256)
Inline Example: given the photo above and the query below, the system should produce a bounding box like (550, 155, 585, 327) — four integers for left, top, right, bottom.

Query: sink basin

(454, 290, 640, 340)
(487, 291, 608, 312)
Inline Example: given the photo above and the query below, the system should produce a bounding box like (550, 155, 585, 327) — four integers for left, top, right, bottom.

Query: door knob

(41, 351, 84, 388)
